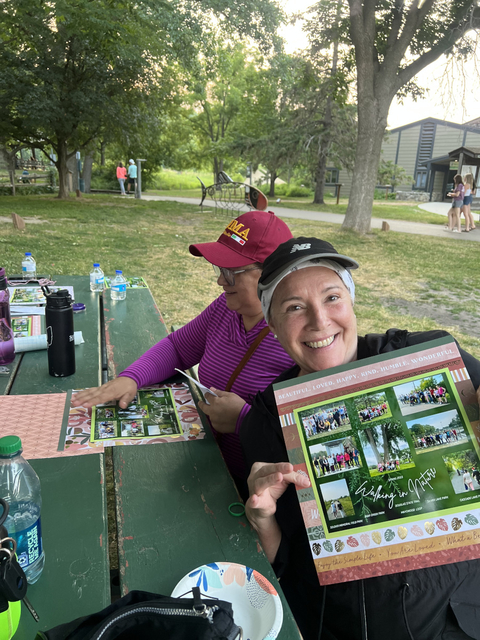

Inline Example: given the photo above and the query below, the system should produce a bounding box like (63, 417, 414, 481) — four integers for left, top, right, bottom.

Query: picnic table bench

(4, 276, 301, 639)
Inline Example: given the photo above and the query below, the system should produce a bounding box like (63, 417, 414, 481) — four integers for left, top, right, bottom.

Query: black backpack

(35, 588, 242, 640)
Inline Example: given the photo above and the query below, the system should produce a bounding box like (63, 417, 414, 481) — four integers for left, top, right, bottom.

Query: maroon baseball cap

(189, 211, 293, 268)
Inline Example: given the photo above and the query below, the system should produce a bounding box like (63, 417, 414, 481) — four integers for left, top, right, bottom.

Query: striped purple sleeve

(118, 300, 215, 387)
(235, 402, 251, 435)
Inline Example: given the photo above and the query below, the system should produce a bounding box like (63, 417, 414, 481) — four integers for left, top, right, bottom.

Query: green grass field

(325, 497, 355, 518)
(2, 193, 480, 359)
(369, 462, 416, 477)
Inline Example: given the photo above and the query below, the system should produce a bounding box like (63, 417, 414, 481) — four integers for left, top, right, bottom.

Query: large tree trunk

(365, 428, 382, 464)
(341, 92, 389, 233)
(1, 146, 17, 195)
(56, 140, 70, 199)
(313, 149, 328, 204)
(269, 170, 277, 197)
(83, 152, 94, 193)
(381, 424, 390, 463)
(100, 141, 106, 166)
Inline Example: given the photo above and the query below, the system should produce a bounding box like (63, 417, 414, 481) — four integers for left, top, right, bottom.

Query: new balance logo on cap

(290, 243, 311, 253)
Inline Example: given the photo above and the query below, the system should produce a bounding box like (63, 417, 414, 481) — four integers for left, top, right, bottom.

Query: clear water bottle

(21, 252, 36, 280)
(111, 270, 127, 300)
(89, 262, 105, 292)
(0, 267, 15, 365)
(0, 435, 45, 584)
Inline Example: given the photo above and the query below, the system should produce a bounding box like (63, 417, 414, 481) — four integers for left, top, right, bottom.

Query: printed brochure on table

(8, 286, 75, 305)
(273, 337, 480, 585)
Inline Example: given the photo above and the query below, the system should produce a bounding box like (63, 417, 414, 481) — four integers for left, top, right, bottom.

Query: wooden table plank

(102, 286, 167, 378)
(114, 436, 300, 638)
(108, 286, 301, 638)
(0, 353, 22, 395)
(10, 276, 102, 394)
(14, 455, 110, 638)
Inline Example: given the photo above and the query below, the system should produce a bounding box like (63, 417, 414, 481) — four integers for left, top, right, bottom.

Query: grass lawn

(1, 193, 480, 359)
(369, 462, 416, 477)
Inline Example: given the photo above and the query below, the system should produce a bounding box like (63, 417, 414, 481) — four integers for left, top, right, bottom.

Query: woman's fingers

(72, 377, 138, 409)
(249, 462, 310, 497)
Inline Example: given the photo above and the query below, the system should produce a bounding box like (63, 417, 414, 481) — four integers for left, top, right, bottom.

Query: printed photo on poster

(90, 387, 183, 443)
(298, 401, 351, 440)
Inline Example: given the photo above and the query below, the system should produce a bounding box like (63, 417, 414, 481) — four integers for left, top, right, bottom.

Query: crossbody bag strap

(225, 326, 271, 392)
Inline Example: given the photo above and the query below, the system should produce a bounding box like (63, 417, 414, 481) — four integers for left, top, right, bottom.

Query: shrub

(255, 183, 314, 198)
(0, 184, 55, 196)
(285, 185, 313, 198)
(90, 162, 119, 190)
(374, 189, 396, 200)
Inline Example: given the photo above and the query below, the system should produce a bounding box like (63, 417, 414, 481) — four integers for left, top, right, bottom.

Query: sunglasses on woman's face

(212, 265, 261, 286)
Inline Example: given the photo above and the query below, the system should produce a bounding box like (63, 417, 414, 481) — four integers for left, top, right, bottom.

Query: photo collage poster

(91, 386, 187, 443)
(273, 337, 480, 585)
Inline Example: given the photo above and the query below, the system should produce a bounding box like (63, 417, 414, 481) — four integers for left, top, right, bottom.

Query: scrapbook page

(85, 383, 204, 447)
(273, 337, 480, 585)
(8, 286, 75, 305)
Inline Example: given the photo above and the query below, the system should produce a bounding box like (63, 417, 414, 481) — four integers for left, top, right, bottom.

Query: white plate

(171, 562, 283, 640)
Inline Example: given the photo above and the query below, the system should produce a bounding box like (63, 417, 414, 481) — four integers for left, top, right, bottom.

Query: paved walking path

(141, 195, 480, 242)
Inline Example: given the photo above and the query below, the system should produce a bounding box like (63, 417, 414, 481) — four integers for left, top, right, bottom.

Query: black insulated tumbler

(44, 288, 76, 377)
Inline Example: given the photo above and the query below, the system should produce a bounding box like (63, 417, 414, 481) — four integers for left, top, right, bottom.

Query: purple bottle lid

(72, 303, 86, 313)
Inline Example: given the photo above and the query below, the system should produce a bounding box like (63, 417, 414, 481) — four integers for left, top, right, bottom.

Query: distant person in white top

(127, 159, 137, 194)
(463, 469, 474, 491)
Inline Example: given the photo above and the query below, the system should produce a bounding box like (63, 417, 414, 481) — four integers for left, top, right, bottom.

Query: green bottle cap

(0, 435, 22, 456)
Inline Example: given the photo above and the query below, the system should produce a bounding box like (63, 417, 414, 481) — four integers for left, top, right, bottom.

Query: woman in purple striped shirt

(72, 210, 294, 497)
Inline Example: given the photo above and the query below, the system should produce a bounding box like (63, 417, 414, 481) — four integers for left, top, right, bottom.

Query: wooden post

(336, 183, 342, 205)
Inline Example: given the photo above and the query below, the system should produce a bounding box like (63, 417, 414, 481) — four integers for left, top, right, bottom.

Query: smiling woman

(240, 236, 480, 640)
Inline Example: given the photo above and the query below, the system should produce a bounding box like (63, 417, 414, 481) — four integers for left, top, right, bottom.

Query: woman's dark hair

(454, 174, 463, 185)
(118, 162, 123, 168)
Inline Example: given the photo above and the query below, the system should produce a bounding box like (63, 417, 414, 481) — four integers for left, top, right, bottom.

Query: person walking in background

(463, 468, 474, 491)
(461, 172, 476, 232)
(127, 159, 137, 194)
(117, 162, 127, 195)
(445, 174, 465, 233)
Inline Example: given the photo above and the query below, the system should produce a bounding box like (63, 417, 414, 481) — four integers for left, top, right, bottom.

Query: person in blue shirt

(127, 159, 137, 194)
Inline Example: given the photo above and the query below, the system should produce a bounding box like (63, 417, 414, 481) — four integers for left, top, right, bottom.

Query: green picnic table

(4, 276, 301, 639)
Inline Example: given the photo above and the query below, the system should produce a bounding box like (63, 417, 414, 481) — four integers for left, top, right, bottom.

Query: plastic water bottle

(111, 270, 127, 300)
(90, 263, 105, 292)
(0, 435, 45, 584)
(21, 253, 36, 280)
(0, 267, 15, 365)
